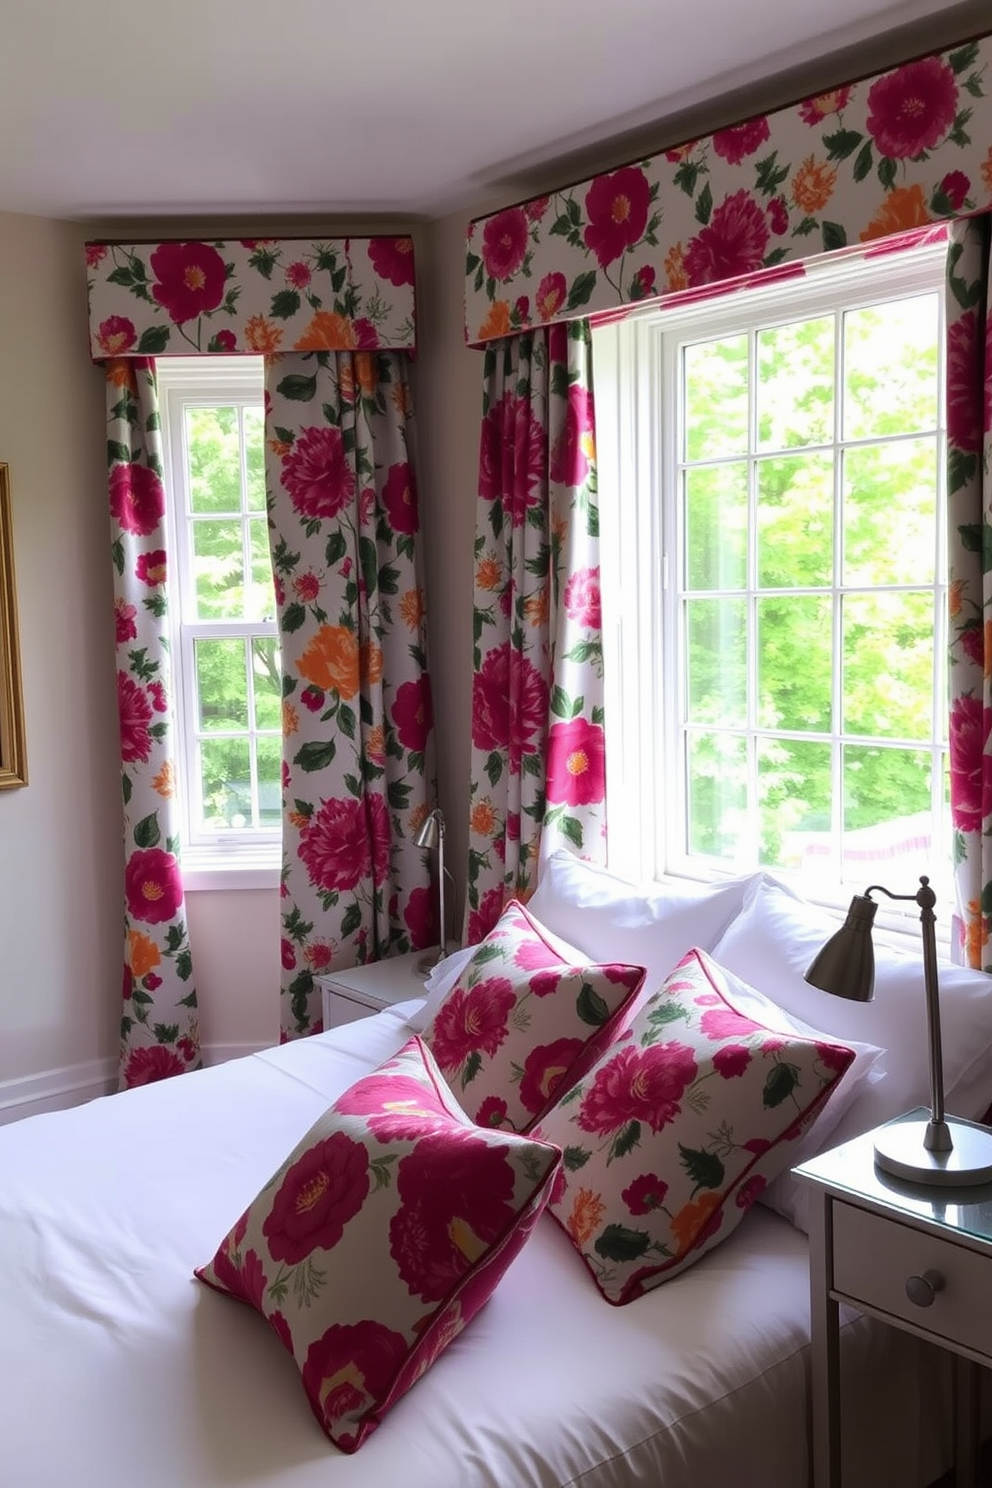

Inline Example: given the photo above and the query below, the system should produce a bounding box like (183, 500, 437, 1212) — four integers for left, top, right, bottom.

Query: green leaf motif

(877, 155, 897, 191)
(949, 42, 980, 74)
(560, 814, 584, 849)
(276, 372, 317, 402)
(594, 1223, 651, 1263)
(576, 981, 609, 1027)
(550, 684, 571, 719)
(821, 221, 848, 253)
(566, 271, 598, 310)
(695, 182, 713, 226)
(462, 1049, 483, 1088)
(137, 325, 171, 354)
(107, 440, 132, 465)
(340, 900, 364, 938)
(359, 535, 378, 599)
(270, 289, 301, 320)
(612, 1119, 642, 1161)
(295, 739, 336, 773)
(337, 703, 356, 740)
(153, 1023, 179, 1045)
(763, 1059, 800, 1108)
(133, 812, 161, 849)
(822, 127, 863, 160)
(679, 1142, 724, 1190)
(282, 601, 306, 634)
(563, 1145, 590, 1171)
(486, 750, 504, 787)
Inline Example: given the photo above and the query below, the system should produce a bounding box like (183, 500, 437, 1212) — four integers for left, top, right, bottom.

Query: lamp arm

(866, 877, 948, 1149)
(436, 816, 447, 963)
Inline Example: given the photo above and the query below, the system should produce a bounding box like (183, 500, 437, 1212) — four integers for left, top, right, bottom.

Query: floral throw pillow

(195, 1037, 561, 1452)
(421, 899, 646, 1133)
(533, 948, 855, 1305)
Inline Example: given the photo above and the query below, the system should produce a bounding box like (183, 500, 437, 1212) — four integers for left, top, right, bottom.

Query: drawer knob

(905, 1270, 945, 1308)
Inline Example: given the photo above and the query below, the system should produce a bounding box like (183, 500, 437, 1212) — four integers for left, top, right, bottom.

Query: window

(596, 239, 949, 927)
(157, 356, 280, 884)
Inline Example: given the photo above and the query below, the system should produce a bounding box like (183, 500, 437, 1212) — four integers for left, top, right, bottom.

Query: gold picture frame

(0, 464, 26, 788)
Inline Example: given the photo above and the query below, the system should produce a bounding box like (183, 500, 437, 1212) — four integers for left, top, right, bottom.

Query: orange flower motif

(860, 184, 930, 242)
(663, 243, 688, 292)
(949, 579, 965, 619)
(152, 760, 174, 798)
(470, 800, 498, 837)
(476, 556, 502, 591)
(245, 314, 283, 354)
(294, 311, 358, 351)
(354, 352, 378, 397)
(360, 639, 384, 686)
(524, 587, 550, 627)
(268, 437, 292, 458)
(367, 723, 386, 764)
(106, 359, 138, 392)
(392, 381, 414, 419)
(982, 148, 992, 198)
(791, 155, 837, 215)
(128, 930, 162, 978)
(399, 587, 426, 629)
(409, 801, 429, 836)
(298, 624, 360, 698)
(669, 1191, 722, 1257)
(282, 700, 299, 736)
(567, 1186, 606, 1248)
(288, 809, 310, 831)
(964, 899, 989, 966)
(477, 300, 512, 341)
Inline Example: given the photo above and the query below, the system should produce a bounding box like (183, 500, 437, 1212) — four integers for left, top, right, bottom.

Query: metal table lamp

(804, 875, 992, 1187)
(414, 807, 447, 974)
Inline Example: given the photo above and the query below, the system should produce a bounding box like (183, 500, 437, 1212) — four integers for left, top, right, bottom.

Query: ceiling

(0, 0, 985, 223)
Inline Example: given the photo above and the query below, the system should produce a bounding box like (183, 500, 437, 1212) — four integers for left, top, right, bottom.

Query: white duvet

(0, 1005, 956, 1488)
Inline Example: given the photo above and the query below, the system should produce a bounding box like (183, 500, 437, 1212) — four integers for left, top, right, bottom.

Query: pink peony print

(302, 1320, 409, 1444)
(124, 847, 183, 925)
(549, 381, 594, 487)
(518, 1037, 584, 1116)
(713, 1044, 751, 1078)
(123, 1043, 186, 1087)
(478, 392, 546, 525)
(263, 1131, 369, 1265)
(866, 56, 958, 160)
(767, 197, 789, 235)
(428, 978, 516, 1072)
(535, 271, 567, 322)
(583, 167, 651, 268)
(381, 460, 419, 535)
(114, 600, 138, 645)
(135, 550, 167, 586)
(712, 117, 770, 165)
(546, 717, 606, 807)
(946, 311, 983, 454)
(798, 87, 852, 124)
(475, 1095, 509, 1128)
(403, 885, 437, 950)
(735, 1176, 767, 1210)
(466, 886, 505, 945)
(117, 671, 153, 762)
(368, 235, 415, 287)
(471, 643, 548, 760)
(815, 1040, 855, 1073)
(950, 693, 992, 833)
(940, 170, 971, 210)
(578, 1041, 698, 1135)
(334, 1070, 452, 1141)
(389, 1133, 517, 1300)
(630, 264, 657, 300)
(86, 242, 108, 268)
(683, 189, 770, 287)
(286, 260, 312, 289)
(299, 793, 389, 894)
(513, 933, 562, 973)
(622, 1172, 669, 1215)
(150, 241, 226, 324)
(392, 675, 433, 753)
(281, 425, 356, 521)
(481, 208, 529, 281)
(109, 461, 165, 536)
(97, 315, 136, 356)
(563, 566, 601, 628)
(699, 1005, 762, 1040)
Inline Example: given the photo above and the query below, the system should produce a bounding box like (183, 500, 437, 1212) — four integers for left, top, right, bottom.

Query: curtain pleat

(464, 321, 606, 943)
(265, 350, 435, 1039)
(105, 357, 200, 1088)
(947, 217, 992, 969)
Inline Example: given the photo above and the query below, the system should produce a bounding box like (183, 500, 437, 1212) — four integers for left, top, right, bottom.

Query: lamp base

(416, 946, 448, 980)
(873, 1109, 992, 1187)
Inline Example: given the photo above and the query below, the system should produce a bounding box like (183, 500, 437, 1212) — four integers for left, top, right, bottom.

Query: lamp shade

(803, 894, 877, 1004)
(414, 812, 441, 851)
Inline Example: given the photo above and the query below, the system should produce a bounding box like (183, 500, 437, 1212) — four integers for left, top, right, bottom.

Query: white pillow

(526, 850, 758, 994)
(710, 874, 992, 1206)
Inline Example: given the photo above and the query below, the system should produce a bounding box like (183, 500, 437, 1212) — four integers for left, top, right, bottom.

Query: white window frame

(157, 356, 280, 890)
(596, 239, 949, 938)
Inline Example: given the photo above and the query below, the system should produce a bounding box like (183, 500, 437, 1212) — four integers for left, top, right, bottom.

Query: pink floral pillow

(195, 1036, 561, 1452)
(533, 948, 855, 1305)
(421, 898, 646, 1133)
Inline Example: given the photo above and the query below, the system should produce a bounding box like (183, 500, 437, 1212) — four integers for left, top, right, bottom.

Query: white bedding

(0, 1004, 957, 1488)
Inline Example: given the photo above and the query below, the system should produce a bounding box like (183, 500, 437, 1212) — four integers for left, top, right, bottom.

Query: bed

(4, 855, 990, 1488)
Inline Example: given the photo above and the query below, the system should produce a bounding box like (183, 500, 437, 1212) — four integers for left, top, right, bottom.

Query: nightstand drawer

(832, 1201, 992, 1358)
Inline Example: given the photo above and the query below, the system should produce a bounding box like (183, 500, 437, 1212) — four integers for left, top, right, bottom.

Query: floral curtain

(266, 350, 436, 1039)
(947, 217, 992, 970)
(106, 358, 199, 1088)
(465, 320, 605, 944)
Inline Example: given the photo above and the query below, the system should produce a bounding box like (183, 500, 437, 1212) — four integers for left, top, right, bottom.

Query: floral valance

(86, 236, 416, 360)
(464, 35, 992, 345)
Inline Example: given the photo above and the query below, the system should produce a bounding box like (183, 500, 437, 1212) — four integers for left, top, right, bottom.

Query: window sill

(181, 853, 281, 893)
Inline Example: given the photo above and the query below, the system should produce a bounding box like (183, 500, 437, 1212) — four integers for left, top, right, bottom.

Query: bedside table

(796, 1111, 992, 1488)
(316, 949, 429, 1030)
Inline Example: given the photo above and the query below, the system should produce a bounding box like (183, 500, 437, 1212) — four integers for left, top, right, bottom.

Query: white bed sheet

(0, 1004, 957, 1488)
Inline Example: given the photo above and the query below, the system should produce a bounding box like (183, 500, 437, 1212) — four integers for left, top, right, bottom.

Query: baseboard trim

(0, 1041, 270, 1125)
